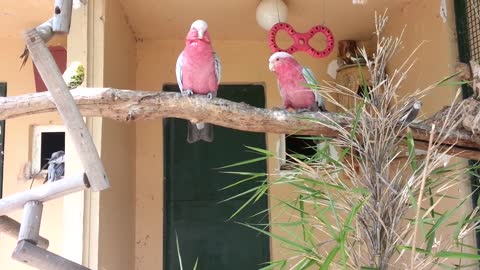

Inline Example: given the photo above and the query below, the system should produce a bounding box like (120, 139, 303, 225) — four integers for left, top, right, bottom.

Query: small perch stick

(18, 201, 43, 246)
(53, 0, 73, 33)
(0, 173, 88, 216)
(12, 240, 91, 270)
(0, 216, 49, 249)
(24, 29, 109, 191)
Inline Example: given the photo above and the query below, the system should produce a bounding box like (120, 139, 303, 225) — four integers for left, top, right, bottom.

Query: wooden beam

(19, 201, 43, 246)
(12, 240, 91, 270)
(24, 29, 109, 191)
(0, 216, 49, 249)
(53, 0, 73, 33)
(0, 88, 479, 160)
(0, 173, 88, 216)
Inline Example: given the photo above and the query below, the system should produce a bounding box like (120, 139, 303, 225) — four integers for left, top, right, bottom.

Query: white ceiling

(0, 0, 410, 42)
(118, 0, 410, 41)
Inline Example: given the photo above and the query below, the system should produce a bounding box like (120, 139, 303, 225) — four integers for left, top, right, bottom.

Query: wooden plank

(53, 0, 73, 33)
(18, 201, 43, 246)
(0, 216, 49, 249)
(0, 173, 88, 216)
(24, 29, 109, 191)
(12, 240, 91, 270)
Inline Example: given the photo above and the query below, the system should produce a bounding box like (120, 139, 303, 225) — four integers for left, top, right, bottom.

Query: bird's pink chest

(277, 67, 315, 109)
(182, 46, 218, 94)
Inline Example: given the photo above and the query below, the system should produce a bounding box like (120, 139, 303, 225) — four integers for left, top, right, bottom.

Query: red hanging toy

(268, 22, 335, 58)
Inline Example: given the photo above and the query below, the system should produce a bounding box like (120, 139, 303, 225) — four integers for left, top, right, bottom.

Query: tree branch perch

(0, 88, 479, 160)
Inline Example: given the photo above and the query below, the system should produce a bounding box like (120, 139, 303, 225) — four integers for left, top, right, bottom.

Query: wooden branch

(0, 88, 480, 160)
(0, 216, 49, 249)
(0, 173, 88, 216)
(19, 201, 43, 246)
(53, 0, 73, 33)
(12, 240, 91, 270)
(24, 29, 109, 191)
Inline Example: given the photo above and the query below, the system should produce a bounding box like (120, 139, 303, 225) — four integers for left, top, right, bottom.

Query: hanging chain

(322, 0, 326, 26)
(276, 0, 281, 24)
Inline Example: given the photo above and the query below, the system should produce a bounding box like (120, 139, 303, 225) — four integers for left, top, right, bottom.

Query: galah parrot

(268, 52, 326, 112)
(176, 19, 221, 143)
(43, 150, 65, 183)
(399, 100, 422, 124)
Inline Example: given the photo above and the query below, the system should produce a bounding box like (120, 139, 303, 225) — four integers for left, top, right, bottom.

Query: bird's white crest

(268, 52, 293, 71)
(268, 52, 293, 63)
(191, 20, 208, 39)
(191, 20, 208, 30)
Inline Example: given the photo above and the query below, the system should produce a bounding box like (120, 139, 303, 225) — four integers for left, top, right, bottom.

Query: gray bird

(43, 150, 65, 184)
(399, 100, 422, 124)
(20, 19, 54, 69)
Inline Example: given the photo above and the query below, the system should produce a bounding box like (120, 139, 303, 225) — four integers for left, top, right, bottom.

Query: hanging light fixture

(256, 0, 288, 31)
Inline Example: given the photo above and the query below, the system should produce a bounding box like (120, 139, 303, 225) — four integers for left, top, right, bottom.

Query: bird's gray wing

(399, 102, 420, 124)
(302, 67, 324, 108)
(302, 66, 318, 86)
(214, 51, 221, 85)
(47, 163, 55, 182)
(176, 51, 184, 92)
(55, 163, 65, 180)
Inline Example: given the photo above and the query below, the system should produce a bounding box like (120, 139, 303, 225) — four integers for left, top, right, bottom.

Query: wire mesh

(466, 0, 480, 61)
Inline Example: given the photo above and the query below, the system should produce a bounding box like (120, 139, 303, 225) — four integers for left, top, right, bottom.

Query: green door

(0, 83, 5, 198)
(163, 84, 270, 270)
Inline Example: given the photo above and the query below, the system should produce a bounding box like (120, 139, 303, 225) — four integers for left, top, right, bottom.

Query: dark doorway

(40, 132, 65, 169)
(163, 84, 270, 270)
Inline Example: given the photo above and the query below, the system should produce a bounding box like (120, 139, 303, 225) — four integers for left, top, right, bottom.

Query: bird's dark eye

(276, 58, 279, 61)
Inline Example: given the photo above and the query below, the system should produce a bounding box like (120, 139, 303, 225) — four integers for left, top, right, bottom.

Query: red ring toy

(268, 22, 335, 58)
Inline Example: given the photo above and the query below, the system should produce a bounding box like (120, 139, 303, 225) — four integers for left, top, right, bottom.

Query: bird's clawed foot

(207, 92, 214, 100)
(182, 89, 194, 97)
(296, 109, 311, 113)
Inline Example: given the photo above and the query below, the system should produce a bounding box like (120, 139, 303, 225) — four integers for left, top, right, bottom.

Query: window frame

(30, 125, 66, 176)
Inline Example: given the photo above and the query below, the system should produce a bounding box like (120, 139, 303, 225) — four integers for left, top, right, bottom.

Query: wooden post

(0, 173, 88, 216)
(23, 29, 109, 191)
(12, 240, 91, 270)
(18, 201, 43, 246)
(0, 216, 49, 249)
(53, 0, 73, 33)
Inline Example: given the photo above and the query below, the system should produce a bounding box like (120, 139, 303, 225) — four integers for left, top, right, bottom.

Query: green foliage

(176, 232, 200, 270)
(219, 12, 480, 269)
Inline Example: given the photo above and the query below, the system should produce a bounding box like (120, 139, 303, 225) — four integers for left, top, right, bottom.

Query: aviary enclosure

(1, 0, 480, 269)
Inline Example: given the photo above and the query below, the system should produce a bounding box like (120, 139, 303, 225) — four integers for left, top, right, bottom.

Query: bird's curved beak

(269, 62, 275, 72)
(198, 29, 205, 39)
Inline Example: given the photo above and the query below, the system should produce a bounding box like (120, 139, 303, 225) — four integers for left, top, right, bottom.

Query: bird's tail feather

(319, 104, 328, 112)
(310, 103, 328, 112)
(187, 121, 213, 143)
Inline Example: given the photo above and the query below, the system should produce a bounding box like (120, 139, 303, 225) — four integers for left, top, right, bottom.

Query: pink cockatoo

(176, 20, 221, 143)
(268, 52, 326, 112)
